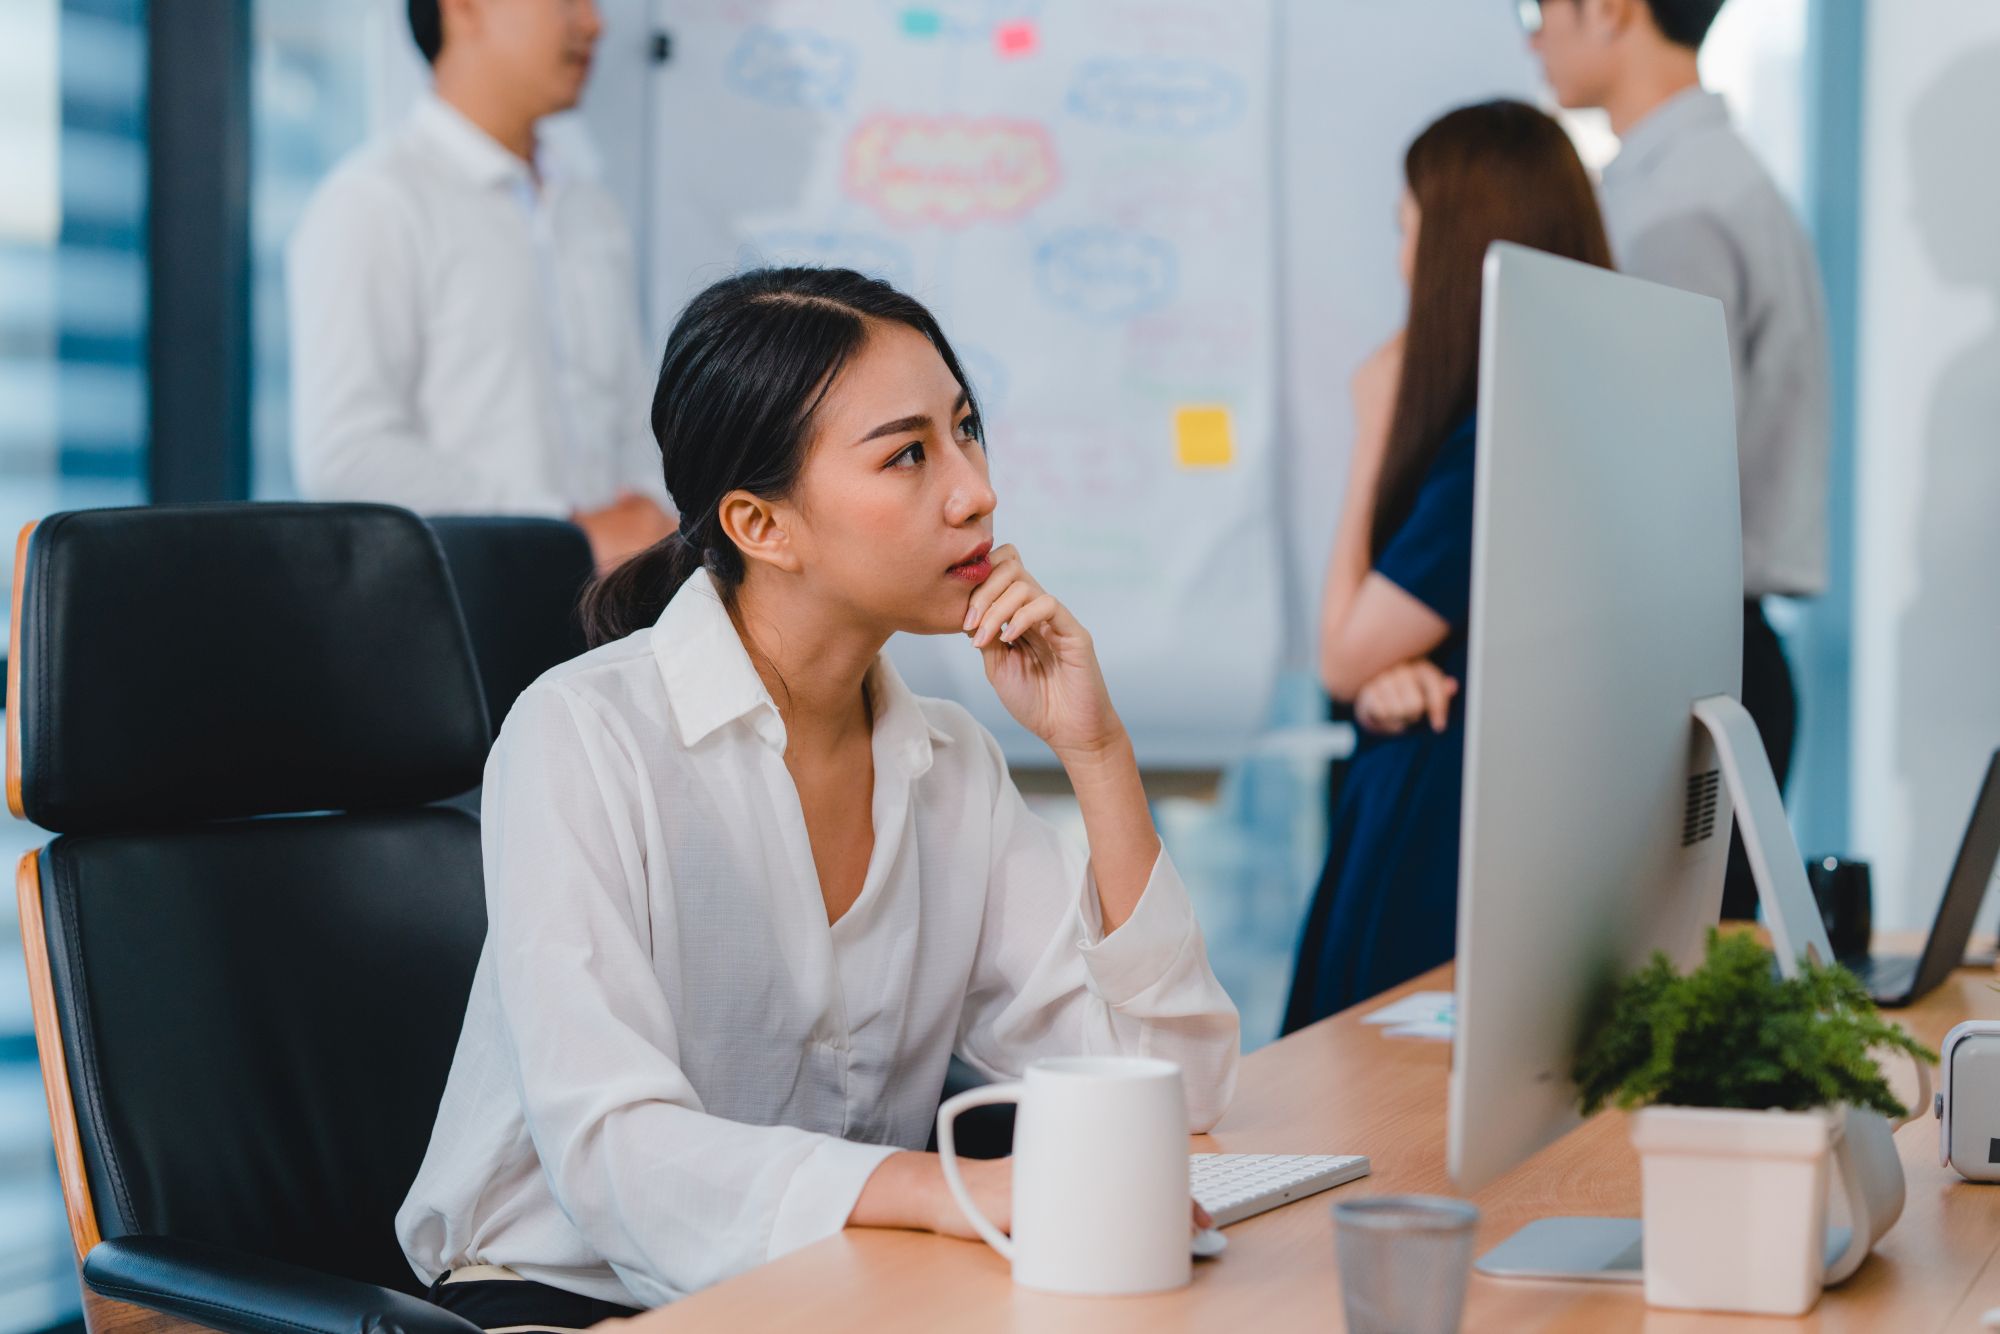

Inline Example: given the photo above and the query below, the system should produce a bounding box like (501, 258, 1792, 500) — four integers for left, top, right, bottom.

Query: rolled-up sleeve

(482, 687, 894, 1305)
(953, 732, 1240, 1131)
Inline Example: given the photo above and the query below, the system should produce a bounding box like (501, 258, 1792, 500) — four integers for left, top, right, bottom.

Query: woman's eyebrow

(856, 413, 931, 445)
(854, 392, 971, 446)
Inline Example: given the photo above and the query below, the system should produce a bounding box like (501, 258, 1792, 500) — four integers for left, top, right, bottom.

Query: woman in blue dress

(1285, 101, 1614, 1031)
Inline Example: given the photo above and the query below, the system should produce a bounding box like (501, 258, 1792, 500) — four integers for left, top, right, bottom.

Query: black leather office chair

(425, 516, 594, 734)
(8, 504, 491, 1334)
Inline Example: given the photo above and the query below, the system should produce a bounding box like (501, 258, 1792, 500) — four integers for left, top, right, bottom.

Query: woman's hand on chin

(962, 545, 1126, 761)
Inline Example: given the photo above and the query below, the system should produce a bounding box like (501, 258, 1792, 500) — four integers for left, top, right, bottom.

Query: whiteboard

(646, 0, 1284, 766)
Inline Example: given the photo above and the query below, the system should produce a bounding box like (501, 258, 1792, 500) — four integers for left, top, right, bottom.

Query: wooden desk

(617, 960, 2000, 1332)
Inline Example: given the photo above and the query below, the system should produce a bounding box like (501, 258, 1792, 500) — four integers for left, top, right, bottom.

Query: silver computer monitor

(1447, 242, 1739, 1195)
(1447, 244, 1907, 1284)
(1447, 243, 1741, 1281)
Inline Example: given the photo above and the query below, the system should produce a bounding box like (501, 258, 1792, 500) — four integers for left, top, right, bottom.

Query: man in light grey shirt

(1527, 0, 1832, 918)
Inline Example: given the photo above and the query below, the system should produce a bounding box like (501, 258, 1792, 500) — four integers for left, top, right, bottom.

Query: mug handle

(936, 1082, 1023, 1261)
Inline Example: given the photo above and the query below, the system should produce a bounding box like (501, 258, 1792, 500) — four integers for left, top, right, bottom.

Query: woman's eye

(956, 416, 982, 445)
(888, 442, 925, 469)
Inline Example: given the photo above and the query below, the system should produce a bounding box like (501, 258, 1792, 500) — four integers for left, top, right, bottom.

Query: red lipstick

(947, 540, 993, 583)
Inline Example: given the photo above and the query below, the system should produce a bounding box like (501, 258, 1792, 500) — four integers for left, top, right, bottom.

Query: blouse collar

(649, 569, 951, 777)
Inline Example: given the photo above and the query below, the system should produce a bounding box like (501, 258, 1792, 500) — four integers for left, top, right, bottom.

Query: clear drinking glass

(1333, 1195, 1481, 1334)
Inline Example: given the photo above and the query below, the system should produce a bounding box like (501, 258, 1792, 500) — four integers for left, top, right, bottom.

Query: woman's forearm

(1323, 329, 1404, 675)
(850, 1150, 1010, 1241)
(1057, 726, 1159, 934)
(848, 1151, 944, 1232)
(1319, 455, 1382, 690)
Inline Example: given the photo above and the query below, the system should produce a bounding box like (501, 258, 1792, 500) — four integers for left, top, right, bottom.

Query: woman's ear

(717, 489, 801, 574)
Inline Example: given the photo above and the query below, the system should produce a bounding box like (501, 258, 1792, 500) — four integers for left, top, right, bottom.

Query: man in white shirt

(288, 0, 675, 570)
(1527, 0, 1832, 919)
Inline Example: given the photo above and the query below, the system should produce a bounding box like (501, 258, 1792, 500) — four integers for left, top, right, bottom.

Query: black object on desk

(1808, 855, 1874, 962)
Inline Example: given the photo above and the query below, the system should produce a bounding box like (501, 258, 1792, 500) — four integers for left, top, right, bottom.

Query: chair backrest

(426, 516, 593, 734)
(9, 504, 492, 1296)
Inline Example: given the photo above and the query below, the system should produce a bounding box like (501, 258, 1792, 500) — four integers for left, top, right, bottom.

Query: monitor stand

(1475, 695, 1909, 1288)
(1476, 1218, 1855, 1283)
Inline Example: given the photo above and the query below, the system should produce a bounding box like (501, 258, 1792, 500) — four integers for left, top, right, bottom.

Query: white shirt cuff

(1075, 849, 1196, 1007)
(767, 1137, 902, 1262)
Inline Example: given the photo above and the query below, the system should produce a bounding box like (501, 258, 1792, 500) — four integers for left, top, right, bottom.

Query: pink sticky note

(995, 21, 1037, 57)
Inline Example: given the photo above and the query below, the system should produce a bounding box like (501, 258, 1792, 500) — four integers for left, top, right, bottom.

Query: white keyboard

(1190, 1153, 1372, 1227)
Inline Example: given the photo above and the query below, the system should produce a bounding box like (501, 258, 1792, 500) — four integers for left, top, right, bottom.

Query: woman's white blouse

(396, 570, 1241, 1307)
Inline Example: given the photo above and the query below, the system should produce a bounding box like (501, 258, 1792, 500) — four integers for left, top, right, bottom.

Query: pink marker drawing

(995, 21, 1037, 57)
(843, 114, 1061, 228)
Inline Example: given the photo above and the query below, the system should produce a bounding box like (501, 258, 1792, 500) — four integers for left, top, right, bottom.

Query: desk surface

(616, 955, 2000, 1333)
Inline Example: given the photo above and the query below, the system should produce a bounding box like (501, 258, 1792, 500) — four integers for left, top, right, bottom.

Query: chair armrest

(83, 1236, 483, 1334)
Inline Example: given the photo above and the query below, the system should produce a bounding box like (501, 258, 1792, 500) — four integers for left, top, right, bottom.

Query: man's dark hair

(1641, 0, 1727, 50)
(408, 0, 443, 64)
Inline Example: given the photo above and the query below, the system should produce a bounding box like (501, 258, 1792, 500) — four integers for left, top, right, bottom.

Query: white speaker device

(1937, 1021, 2000, 1183)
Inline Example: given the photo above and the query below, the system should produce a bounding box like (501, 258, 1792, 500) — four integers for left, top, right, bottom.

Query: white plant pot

(1630, 1104, 1842, 1317)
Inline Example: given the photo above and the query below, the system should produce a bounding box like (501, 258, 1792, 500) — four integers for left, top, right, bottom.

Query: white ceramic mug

(935, 1055, 1191, 1296)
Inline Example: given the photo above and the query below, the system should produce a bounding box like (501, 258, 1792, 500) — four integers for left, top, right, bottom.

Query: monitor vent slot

(1682, 769, 1721, 847)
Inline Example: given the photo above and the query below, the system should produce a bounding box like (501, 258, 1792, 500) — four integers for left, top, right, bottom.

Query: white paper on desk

(1382, 1018, 1455, 1042)
(1362, 991, 1455, 1029)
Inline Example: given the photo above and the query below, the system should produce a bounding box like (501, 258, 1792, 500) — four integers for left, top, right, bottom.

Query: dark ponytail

(577, 531, 704, 649)
(581, 266, 980, 647)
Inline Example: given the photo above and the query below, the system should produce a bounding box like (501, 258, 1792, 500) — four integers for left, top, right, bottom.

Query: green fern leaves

(1573, 930, 1937, 1118)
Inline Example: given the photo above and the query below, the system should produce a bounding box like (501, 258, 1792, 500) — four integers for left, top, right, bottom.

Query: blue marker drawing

(1065, 59, 1245, 136)
(1034, 228, 1177, 321)
(725, 28, 853, 111)
(738, 229, 916, 290)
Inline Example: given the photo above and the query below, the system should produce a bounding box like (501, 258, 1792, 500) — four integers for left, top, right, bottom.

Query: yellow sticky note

(1174, 406, 1234, 469)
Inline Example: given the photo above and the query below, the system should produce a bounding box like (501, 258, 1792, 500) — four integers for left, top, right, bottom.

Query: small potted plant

(1573, 930, 1936, 1317)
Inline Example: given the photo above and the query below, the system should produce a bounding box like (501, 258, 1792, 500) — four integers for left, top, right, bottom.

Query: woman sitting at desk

(1285, 101, 1613, 1032)
(396, 267, 1240, 1322)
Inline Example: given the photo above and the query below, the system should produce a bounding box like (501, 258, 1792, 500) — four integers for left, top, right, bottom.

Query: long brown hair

(1370, 100, 1613, 557)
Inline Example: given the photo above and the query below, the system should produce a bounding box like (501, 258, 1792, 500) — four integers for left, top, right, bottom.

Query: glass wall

(0, 2, 148, 1328)
(250, 0, 384, 500)
(0, 0, 149, 644)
